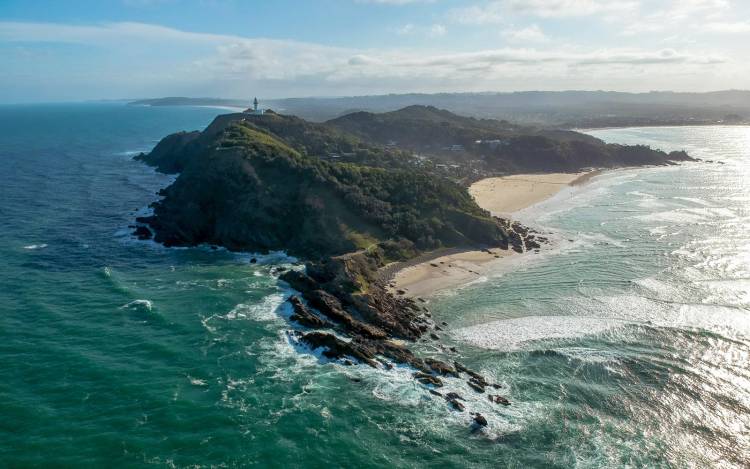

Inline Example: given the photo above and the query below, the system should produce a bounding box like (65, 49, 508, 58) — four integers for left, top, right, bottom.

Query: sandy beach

(388, 171, 594, 298)
(468, 172, 590, 218)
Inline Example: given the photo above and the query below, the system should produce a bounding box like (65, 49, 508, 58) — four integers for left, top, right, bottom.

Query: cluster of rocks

(497, 218, 546, 253)
(278, 248, 512, 428)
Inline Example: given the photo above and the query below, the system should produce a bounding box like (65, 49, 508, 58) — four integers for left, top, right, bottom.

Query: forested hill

(139, 105, 694, 186)
(326, 105, 694, 175)
(136, 116, 508, 259)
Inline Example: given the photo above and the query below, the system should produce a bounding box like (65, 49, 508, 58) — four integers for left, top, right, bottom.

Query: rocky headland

(133, 106, 694, 428)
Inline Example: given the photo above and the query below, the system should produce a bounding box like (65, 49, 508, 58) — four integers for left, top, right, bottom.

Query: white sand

(389, 172, 593, 298)
(468, 172, 588, 218)
(389, 249, 514, 299)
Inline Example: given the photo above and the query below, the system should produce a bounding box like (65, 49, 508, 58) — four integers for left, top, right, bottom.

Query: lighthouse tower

(246, 97, 263, 115)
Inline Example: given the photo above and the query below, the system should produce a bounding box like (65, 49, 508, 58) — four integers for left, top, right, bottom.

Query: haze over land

(132, 91, 750, 127)
(2, 0, 750, 103)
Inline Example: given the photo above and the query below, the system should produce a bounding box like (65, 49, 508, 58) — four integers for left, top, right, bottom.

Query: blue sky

(1, 0, 749, 102)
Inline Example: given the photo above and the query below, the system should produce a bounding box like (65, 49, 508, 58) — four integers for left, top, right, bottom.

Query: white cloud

(395, 22, 446, 37)
(502, 24, 549, 43)
(397, 23, 415, 34)
(357, 0, 435, 4)
(429, 24, 447, 36)
(622, 0, 731, 35)
(506, 0, 639, 18)
(451, 0, 638, 23)
(449, 3, 505, 24)
(0, 20, 740, 99)
(703, 21, 750, 33)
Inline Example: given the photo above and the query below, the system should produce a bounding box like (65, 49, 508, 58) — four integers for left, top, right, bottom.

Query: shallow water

(1, 106, 748, 467)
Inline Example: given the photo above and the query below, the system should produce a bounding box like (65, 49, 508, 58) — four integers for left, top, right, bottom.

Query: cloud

(622, 0, 731, 35)
(451, 0, 638, 23)
(397, 23, 415, 34)
(0, 20, 231, 45)
(395, 22, 446, 37)
(703, 21, 750, 33)
(449, 2, 505, 24)
(505, 0, 639, 18)
(356, 0, 434, 4)
(502, 24, 549, 43)
(429, 24, 447, 36)
(0, 20, 737, 100)
(573, 48, 723, 66)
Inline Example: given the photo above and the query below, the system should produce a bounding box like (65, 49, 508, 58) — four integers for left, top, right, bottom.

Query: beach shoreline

(387, 171, 597, 298)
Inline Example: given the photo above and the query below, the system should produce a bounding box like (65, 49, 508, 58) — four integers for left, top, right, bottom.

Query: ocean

(0, 103, 748, 467)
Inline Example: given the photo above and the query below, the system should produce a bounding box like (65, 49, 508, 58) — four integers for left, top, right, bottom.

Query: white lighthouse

(247, 97, 264, 115)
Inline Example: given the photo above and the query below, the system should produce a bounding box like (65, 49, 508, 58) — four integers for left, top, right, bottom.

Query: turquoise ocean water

(1, 104, 748, 467)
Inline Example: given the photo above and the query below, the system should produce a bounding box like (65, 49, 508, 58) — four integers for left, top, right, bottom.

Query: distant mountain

(266, 90, 750, 126)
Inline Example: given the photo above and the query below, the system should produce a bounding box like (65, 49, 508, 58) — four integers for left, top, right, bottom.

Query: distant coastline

(128, 97, 251, 109)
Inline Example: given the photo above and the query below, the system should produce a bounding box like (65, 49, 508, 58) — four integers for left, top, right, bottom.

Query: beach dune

(388, 172, 592, 298)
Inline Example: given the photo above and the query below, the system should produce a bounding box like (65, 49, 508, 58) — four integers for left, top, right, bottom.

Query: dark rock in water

(472, 413, 488, 427)
(424, 358, 458, 377)
(449, 347, 458, 353)
(396, 289, 406, 295)
(133, 225, 152, 240)
(289, 296, 332, 329)
(428, 389, 443, 397)
(297, 331, 379, 368)
(430, 333, 440, 340)
(524, 238, 541, 250)
(250, 257, 257, 264)
(434, 325, 443, 331)
(488, 394, 511, 406)
(447, 397, 465, 412)
(414, 372, 443, 387)
(490, 383, 503, 389)
(470, 374, 489, 387)
(454, 361, 488, 384)
(445, 392, 463, 401)
(467, 379, 486, 393)
(441, 321, 448, 326)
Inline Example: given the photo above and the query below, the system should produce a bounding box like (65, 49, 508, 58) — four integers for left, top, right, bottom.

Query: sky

(1, 0, 749, 103)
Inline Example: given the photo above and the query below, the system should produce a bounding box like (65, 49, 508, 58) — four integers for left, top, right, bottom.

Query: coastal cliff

(134, 106, 695, 426)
